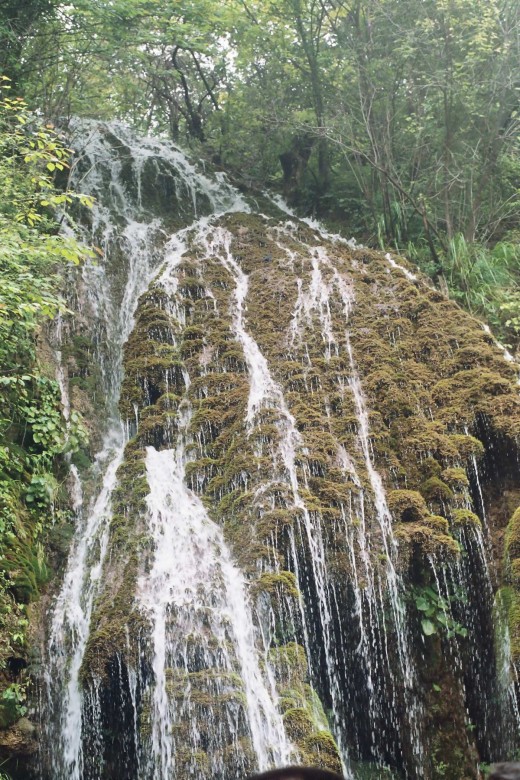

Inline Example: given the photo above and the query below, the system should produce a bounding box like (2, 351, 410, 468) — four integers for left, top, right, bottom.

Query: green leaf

(421, 619, 437, 636)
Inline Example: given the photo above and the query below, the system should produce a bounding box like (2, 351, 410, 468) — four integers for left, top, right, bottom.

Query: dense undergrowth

(390, 233, 520, 351)
(0, 78, 90, 728)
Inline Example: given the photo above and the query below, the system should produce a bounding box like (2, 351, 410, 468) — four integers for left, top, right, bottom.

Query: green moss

(256, 508, 301, 539)
(81, 549, 146, 680)
(388, 490, 428, 522)
(420, 477, 454, 503)
(505, 507, 520, 559)
(218, 738, 256, 775)
(448, 434, 485, 459)
(441, 467, 469, 488)
(81, 445, 149, 681)
(432, 370, 519, 433)
(510, 559, 520, 585)
(299, 730, 343, 773)
(178, 277, 206, 299)
(280, 697, 341, 771)
(425, 515, 450, 533)
(268, 643, 308, 685)
(498, 586, 520, 662)
(392, 419, 458, 465)
(173, 748, 210, 775)
(283, 707, 315, 739)
(395, 522, 460, 561)
(420, 457, 443, 479)
(452, 509, 482, 529)
(252, 571, 300, 599)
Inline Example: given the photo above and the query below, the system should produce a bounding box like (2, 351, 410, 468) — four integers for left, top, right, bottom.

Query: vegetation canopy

(3, 0, 518, 345)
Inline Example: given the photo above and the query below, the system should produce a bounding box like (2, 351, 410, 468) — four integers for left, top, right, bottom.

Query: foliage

(411, 585, 468, 640)
(0, 77, 91, 685)
(436, 235, 520, 346)
(5, 0, 518, 346)
(0, 684, 27, 722)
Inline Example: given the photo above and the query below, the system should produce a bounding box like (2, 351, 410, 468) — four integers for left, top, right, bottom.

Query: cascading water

(140, 438, 291, 779)
(43, 122, 258, 779)
(190, 214, 434, 774)
(195, 225, 355, 773)
(273, 223, 423, 769)
(38, 121, 520, 780)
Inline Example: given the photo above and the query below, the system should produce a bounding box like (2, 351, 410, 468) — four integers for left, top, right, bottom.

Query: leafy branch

(411, 585, 468, 640)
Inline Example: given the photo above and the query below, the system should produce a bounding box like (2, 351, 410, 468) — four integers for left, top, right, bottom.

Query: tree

(0, 0, 56, 89)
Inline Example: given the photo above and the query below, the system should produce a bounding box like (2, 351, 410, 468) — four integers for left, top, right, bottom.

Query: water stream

(44, 122, 258, 779)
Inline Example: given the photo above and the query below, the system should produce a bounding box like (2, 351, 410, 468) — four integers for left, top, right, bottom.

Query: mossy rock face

(70, 206, 520, 778)
(452, 509, 482, 529)
(506, 508, 520, 559)
(272, 646, 341, 771)
(388, 490, 428, 523)
(395, 521, 460, 564)
(80, 446, 150, 682)
(503, 508, 520, 665)
(498, 587, 520, 663)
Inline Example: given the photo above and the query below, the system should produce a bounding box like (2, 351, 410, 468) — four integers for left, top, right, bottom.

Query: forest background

(2, 0, 520, 342)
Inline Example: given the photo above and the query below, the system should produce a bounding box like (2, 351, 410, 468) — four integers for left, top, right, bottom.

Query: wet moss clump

(441, 467, 469, 489)
(299, 731, 342, 772)
(425, 515, 450, 533)
(388, 490, 428, 523)
(251, 571, 300, 599)
(451, 509, 482, 529)
(420, 477, 454, 503)
(395, 521, 460, 566)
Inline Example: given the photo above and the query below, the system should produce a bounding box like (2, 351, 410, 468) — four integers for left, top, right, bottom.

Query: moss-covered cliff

(64, 203, 520, 780)
(21, 121, 518, 780)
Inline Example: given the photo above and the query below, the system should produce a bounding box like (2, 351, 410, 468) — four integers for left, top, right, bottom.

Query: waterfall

(39, 122, 520, 780)
(44, 122, 261, 779)
(195, 224, 355, 773)
(141, 443, 291, 779)
(270, 220, 423, 765)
